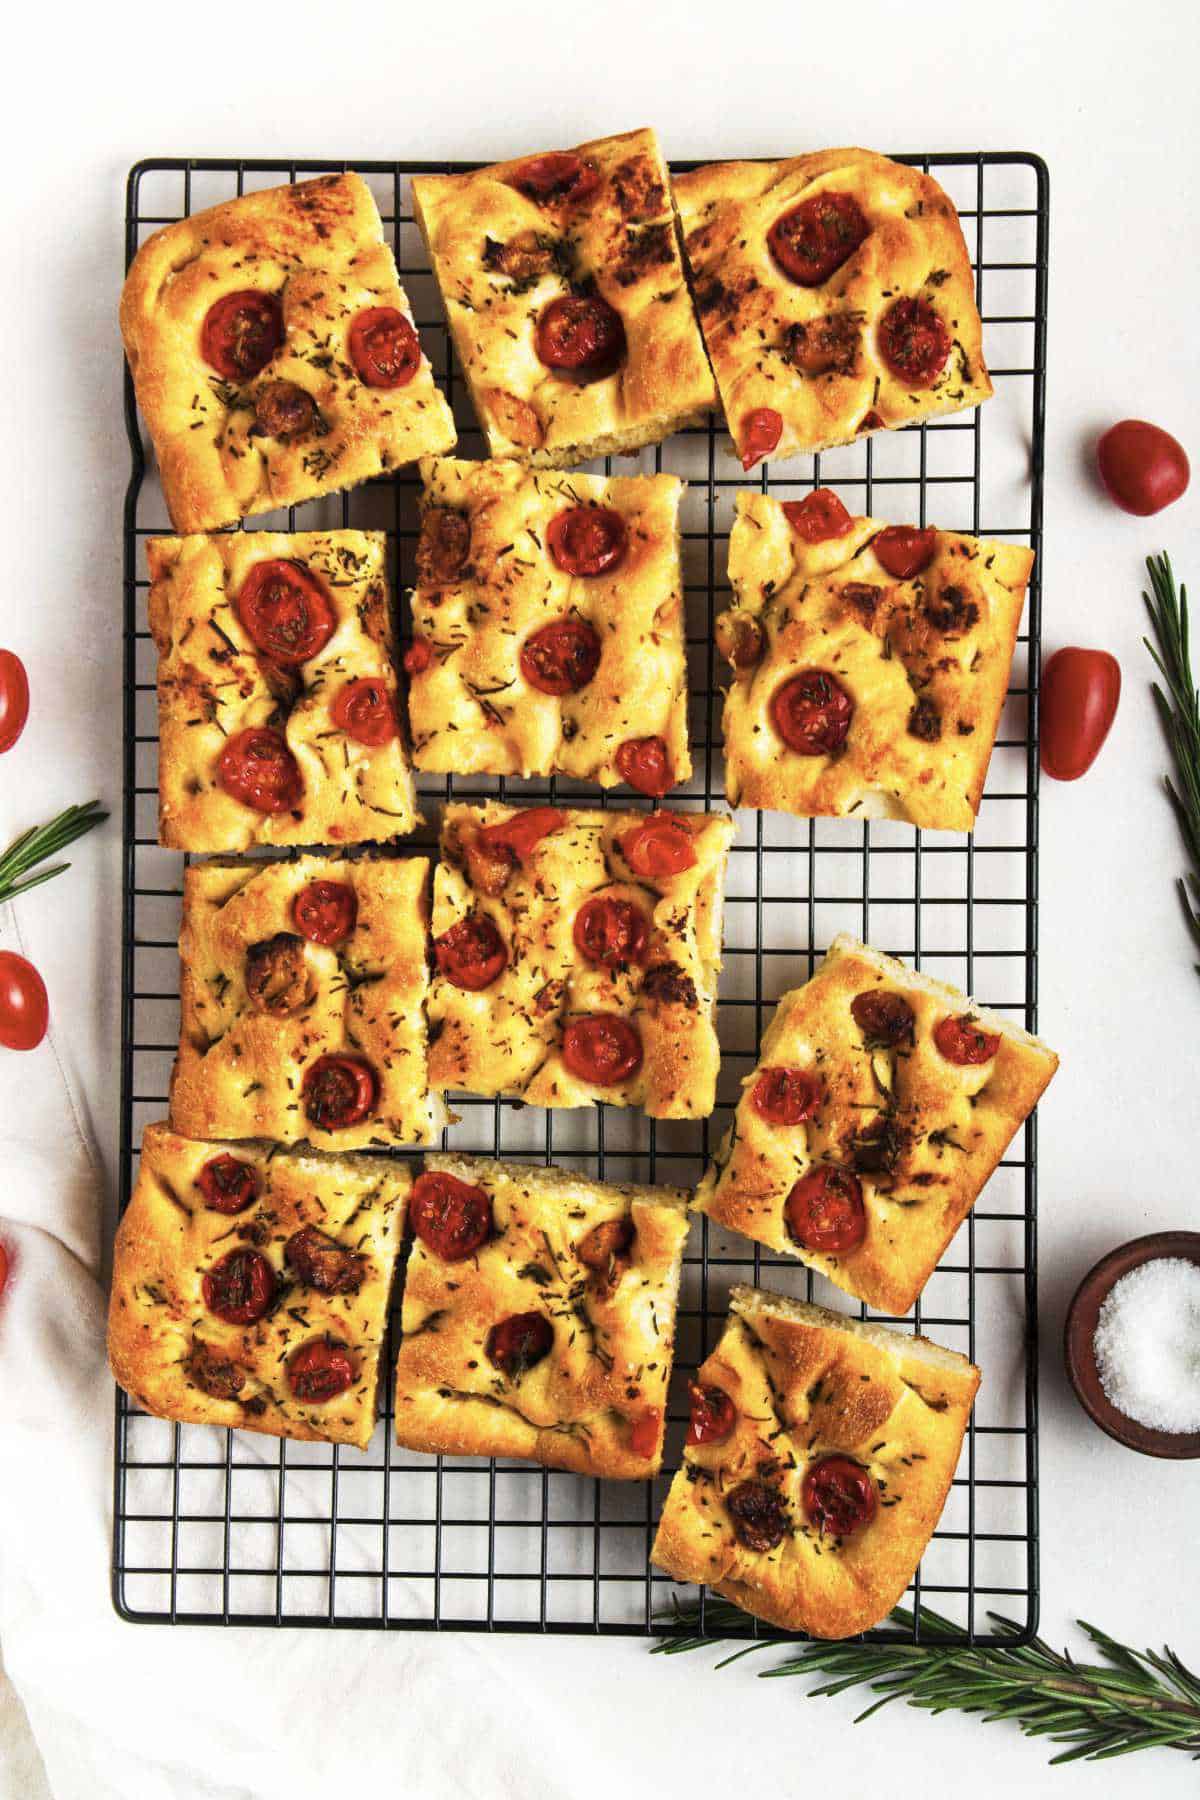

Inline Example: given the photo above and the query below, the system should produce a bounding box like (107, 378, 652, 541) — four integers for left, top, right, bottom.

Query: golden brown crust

(408, 458, 689, 786)
(695, 936, 1058, 1314)
(427, 803, 734, 1119)
(412, 129, 716, 466)
(651, 1285, 980, 1636)
(148, 530, 420, 851)
(120, 172, 455, 531)
(394, 1154, 690, 1475)
(721, 493, 1033, 831)
(108, 1122, 410, 1449)
(673, 149, 992, 465)
(169, 854, 442, 1149)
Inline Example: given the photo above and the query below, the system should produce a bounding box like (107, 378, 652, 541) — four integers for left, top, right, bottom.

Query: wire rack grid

(116, 151, 1049, 1642)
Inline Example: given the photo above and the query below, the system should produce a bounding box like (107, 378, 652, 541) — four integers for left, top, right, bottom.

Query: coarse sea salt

(1093, 1257, 1200, 1434)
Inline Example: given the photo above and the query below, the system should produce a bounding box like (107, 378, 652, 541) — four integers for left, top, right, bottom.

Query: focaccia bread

(408, 457, 689, 793)
(673, 149, 992, 468)
(651, 1286, 980, 1637)
(108, 1121, 411, 1449)
(394, 1154, 691, 1476)
(149, 530, 420, 851)
(170, 854, 443, 1150)
(719, 491, 1033, 831)
(121, 171, 455, 530)
(428, 803, 735, 1119)
(695, 935, 1058, 1315)
(412, 128, 716, 466)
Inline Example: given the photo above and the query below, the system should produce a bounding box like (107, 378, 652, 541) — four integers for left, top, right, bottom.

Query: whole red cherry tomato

(0, 651, 30, 752)
(1040, 647, 1121, 781)
(0, 951, 48, 1051)
(1096, 420, 1189, 516)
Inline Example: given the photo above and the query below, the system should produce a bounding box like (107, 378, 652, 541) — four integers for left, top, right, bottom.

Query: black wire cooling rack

(116, 151, 1049, 1641)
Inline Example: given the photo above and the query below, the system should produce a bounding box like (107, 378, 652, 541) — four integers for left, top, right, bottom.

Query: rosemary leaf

(0, 801, 108, 906)
(1143, 554, 1200, 972)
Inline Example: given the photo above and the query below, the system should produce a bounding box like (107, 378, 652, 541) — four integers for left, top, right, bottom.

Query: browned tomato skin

(348, 307, 420, 388)
(577, 1216, 635, 1273)
(751, 1067, 823, 1125)
(509, 153, 600, 206)
(725, 1480, 790, 1552)
(196, 1155, 259, 1215)
(200, 290, 283, 380)
(850, 989, 915, 1046)
(293, 880, 357, 947)
(433, 915, 508, 991)
(486, 1312, 554, 1378)
(202, 1250, 275, 1325)
(740, 407, 782, 470)
(873, 526, 938, 580)
(620, 816, 697, 880)
(562, 1014, 643, 1085)
(686, 1383, 737, 1446)
(933, 1014, 1001, 1065)
(217, 728, 303, 814)
(782, 488, 854, 543)
(416, 508, 471, 586)
(519, 619, 602, 695)
(250, 381, 316, 440)
(244, 932, 310, 1017)
(1097, 420, 1190, 516)
(546, 506, 628, 577)
(784, 1165, 867, 1254)
(286, 1227, 366, 1295)
(410, 1172, 492, 1261)
(301, 1055, 378, 1130)
(768, 193, 869, 287)
(802, 1454, 878, 1537)
(573, 896, 649, 968)
(287, 1338, 357, 1402)
(770, 671, 854, 756)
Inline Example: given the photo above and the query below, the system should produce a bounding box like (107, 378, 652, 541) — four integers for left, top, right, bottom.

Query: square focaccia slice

(674, 149, 992, 469)
(408, 457, 689, 793)
(719, 491, 1033, 831)
(428, 804, 734, 1119)
(108, 1122, 410, 1449)
(412, 128, 715, 466)
(696, 936, 1057, 1315)
(120, 172, 455, 531)
(651, 1286, 979, 1637)
(170, 854, 443, 1150)
(149, 530, 420, 851)
(394, 1154, 691, 1476)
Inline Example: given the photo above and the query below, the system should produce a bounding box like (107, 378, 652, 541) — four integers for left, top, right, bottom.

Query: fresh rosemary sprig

(1143, 553, 1200, 972)
(0, 801, 109, 905)
(652, 1600, 1200, 1764)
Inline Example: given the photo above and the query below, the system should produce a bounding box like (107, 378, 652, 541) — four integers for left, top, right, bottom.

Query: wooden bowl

(1064, 1231, 1200, 1459)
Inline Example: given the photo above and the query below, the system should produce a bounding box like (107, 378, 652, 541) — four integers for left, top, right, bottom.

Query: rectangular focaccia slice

(695, 935, 1057, 1315)
(170, 854, 443, 1150)
(108, 1122, 411, 1450)
(719, 491, 1033, 831)
(673, 149, 992, 469)
(412, 128, 716, 466)
(428, 803, 735, 1119)
(651, 1285, 979, 1637)
(149, 530, 420, 851)
(394, 1154, 691, 1476)
(120, 171, 456, 531)
(408, 457, 689, 791)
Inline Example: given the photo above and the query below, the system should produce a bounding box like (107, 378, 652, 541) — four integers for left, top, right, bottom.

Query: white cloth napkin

(0, 899, 578, 1800)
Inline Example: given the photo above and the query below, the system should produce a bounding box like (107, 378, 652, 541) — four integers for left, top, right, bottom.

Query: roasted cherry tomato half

(287, 1337, 357, 1402)
(0, 951, 48, 1051)
(292, 879, 357, 946)
(768, 192, 869, 287)
(782, 487, 854, 543)
(573, 895, 649, 969)
(0, 650, 29, 752)
(202, 1249, 275, 1325)
(873, 525, 938, 580)
(784, 1165, 866, 1255)
(686, 1382, 737, 1446)
(348, 306, 420, 388)
(217, 727, 303, 814)
(302, 1054, 378, 1130)
(196, 1154, 259, 1214)
(478, 807, 564, 866)
(546, 506, 628, 577)
(250, 381, 316, 441)
(878, 297, 950, 387)
(857, 409, 885, 434)
(771, 670, 854, 755)
(286, 1227, 365, 1296)
(577, 1216, 634, 1274)
(433, 913, 508, 991)
(615, 736, 673, 797)
(410, 1170, 492, 1261)
(1040, 646, 1121, 782)
(740, 406, 783, 470)
(726, 1480, 790, 1552)
(486, 1311, 554, 1379)
(535, 295, 625, 375)
(933, 1014, 1000, 1066)
(562, 1014, 643, 1086)
(1096, 420, 1189, 516)
(508, 152, 601, 206)
(236, 560, 335, 667)
(715, 612, 765, 670)
(403, 639, 434, 675)
(802, 1454, 877, 1537)
(851, 989, 915, 1046)
(628, 1408, 661, 1459)
(519, 618, 602, 695)
(200, 290, 283, 380)
(332, 678, 397, 745)
(620, 814, 697, 880)
(751, 1066, 823, 1125)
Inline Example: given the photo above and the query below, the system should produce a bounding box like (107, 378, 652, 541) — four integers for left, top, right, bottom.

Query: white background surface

(2, 0, 1198, 1793)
